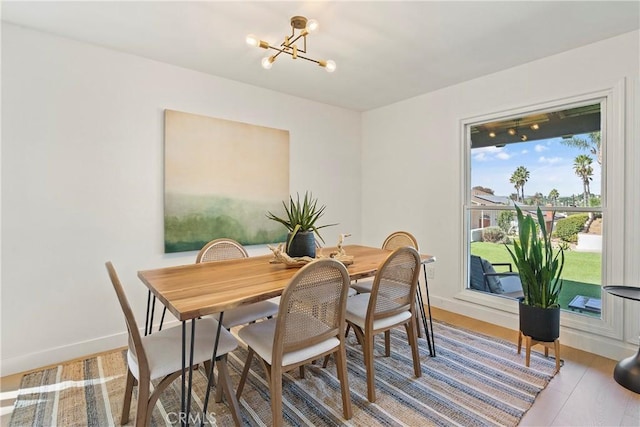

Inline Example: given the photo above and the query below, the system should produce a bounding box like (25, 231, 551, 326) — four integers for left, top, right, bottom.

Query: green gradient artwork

(164, 110, 289, 252)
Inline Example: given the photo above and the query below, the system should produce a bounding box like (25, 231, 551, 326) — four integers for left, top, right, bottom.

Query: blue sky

(471, 133, 601, 199)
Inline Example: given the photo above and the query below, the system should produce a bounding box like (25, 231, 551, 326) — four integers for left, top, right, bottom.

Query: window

(465, 101, 604, 318)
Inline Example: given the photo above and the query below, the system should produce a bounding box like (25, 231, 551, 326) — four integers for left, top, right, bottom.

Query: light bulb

(531, 123, 540, 130)
(508, 128, 516, 136)
(324, 60, 336, 73)
(489, 132, 496, 138)
(261, 56, 274, 69)
(246, 34, 259, 47)
(306, 19, 319, 32)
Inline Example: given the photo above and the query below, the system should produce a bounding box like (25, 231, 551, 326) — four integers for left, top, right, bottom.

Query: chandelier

(246, 16, 336, 72)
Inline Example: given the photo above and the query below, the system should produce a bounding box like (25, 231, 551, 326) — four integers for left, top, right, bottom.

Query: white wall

(362, 30, 640, 360)
(2, 23, 638, 376)
(0, 24, 362, 375)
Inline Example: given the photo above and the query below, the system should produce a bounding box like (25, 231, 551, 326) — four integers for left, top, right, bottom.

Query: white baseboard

(1, 320, 181, 377)
(430, 296, 637, 361)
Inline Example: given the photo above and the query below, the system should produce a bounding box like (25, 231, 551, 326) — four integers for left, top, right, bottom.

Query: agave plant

(505, 205, 565, 308)
(266, 192, 337, 247)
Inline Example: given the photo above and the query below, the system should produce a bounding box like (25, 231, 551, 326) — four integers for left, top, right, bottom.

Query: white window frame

(459, 81, 626, 340)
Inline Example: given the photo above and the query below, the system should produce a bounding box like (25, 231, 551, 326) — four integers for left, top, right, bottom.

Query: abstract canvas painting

(164, 109, 289, 253)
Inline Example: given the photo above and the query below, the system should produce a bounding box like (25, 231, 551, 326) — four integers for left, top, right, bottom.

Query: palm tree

(548, 188, 559, 204)
(531, 192, 544, 206)
(574, 155, 593, 207)
(509, 166, 530, 203)
(520, 166, 530, 202)
(509, 172, 521, 202)
(562, 131, 601, 164)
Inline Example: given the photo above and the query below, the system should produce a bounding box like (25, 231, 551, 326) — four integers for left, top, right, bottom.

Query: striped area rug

(9, 321, 558, 426)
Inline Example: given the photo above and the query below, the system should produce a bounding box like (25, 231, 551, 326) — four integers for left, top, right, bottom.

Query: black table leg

(144, 290, 168, 335)
(424, 265, 435, 356)
(201, 312, 225, 426)
(181, 320, 197, 426)
(181, 321, 186, 425)
(145, 290, 152, 336)
(418, 264, 436, 357)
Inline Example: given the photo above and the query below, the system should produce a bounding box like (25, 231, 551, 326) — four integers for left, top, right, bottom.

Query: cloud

(473, 146, 510, 161)
(474, 152, 488, 161)
(539, 156, 562, 164)
(534, 144, 548, 152)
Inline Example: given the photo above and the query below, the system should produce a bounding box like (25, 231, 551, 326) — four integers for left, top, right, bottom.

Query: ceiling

(2, 1, 639, 112)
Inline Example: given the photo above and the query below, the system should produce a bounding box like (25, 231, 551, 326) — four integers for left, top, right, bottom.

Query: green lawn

(470, 242, 602, 316)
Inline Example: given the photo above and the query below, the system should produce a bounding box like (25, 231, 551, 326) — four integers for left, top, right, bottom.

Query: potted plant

(506, 205, 565, 342)
(266, 191, 336, 258)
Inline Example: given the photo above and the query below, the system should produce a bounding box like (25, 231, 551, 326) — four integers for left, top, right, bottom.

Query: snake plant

(505, 205, 565, 308)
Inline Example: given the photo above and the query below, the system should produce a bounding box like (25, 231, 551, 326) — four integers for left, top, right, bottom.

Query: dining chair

(235, 258, 353, 426)
(345, 246, 422, 402)
(351, 230, 419, 294)
(105, 262, 242, 426)
(197, 238, 280, 328)
(351, 231, 424, 337)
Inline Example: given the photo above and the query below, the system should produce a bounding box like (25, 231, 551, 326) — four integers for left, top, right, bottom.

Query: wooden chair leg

(201, 359, 224, 404)
(270, 365, 284, 427)
(299, 365, 305, 378)
(203, 360, 213, 379)
(350, 323, 365, 346)
(525, 335, 532, 367)
(214, 361, 225, 404)
(322, 354, 331, 368)
(364, 333, 376, 402)
(236, 347, 255, 400)
(384, 330, 391, 357)
(217, 355, 242, 426)
(135, 375, 150, 427)
(121, 370, 135, 424)
(405, 319, 422, 378)
(334, 345, 353, 420)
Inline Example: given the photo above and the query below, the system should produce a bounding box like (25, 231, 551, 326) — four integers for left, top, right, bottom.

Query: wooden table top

(138, 244, 434, 321)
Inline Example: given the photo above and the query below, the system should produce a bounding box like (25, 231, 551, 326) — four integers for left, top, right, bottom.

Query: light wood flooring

(1, 307, 638, 426)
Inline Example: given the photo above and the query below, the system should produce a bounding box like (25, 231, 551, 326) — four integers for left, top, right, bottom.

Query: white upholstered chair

(235, 258, 353, 426)
(196, 238, 279, 328)
(345, 246, 423, 402)
(105, 262, 242, 426)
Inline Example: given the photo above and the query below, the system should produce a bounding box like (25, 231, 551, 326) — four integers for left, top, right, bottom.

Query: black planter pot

(519, 300, 560, 342)
(286, 231, 316, 258)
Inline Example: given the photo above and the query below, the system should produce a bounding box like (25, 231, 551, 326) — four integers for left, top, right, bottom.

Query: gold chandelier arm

(280, 33, 307, 53)
(266, 45, 322, 65)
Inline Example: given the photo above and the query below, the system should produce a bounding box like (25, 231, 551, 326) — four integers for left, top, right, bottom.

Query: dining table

(137, 244, 435, 426)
